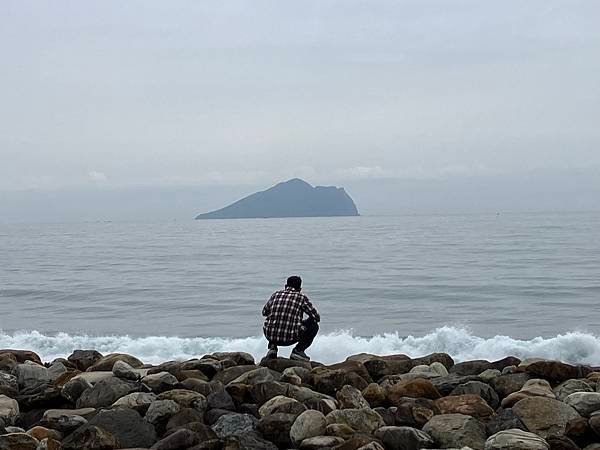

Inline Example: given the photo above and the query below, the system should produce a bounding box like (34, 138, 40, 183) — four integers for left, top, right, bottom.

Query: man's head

(286, 276, 302, 291)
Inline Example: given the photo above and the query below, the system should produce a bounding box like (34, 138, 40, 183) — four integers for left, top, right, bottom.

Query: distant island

(195, 178, 359, 220)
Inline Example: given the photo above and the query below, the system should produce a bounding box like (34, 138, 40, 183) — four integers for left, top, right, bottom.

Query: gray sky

(1, 1, 599, 219)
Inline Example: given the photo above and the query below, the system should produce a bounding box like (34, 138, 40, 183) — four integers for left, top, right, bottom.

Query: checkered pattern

(262, 287, 320, 344)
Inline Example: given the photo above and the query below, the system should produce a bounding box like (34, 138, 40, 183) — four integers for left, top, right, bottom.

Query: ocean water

(1, 212, 600, 365)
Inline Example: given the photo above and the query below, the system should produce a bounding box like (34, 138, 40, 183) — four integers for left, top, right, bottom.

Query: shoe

(265, 348, 278, 359)
(290, 349, 310, 361)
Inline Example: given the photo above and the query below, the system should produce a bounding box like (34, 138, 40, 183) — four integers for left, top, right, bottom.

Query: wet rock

(61, 376, 93, 403)
(486, 408, 526, 435)
(87, 406, 157, 448)
(435, 394, 495, 420)
(565, 392, 600, 417)
(423, 413, 487, 450)
(0, 433, 39, 450)
(0, 395, 19, 426)
(484, 428, 550, 450)
(374, 425, 435, 450)
(451, 381, 500, 409)
(256, 412, 296, 448)
(67, 350, 103, 371)
(337, 384, 370, 409)
(142, 372, 179, 393)
(290, 410, 327, 445)
(300, 435, 345, 449)
(111, 391, 156, 414)
(326, 408, 385, 434)
(555, 379, 594, 402)
(387, 378, 442, 403)
(501, 379, 556, 407)
(490, 373, 531, 400)
(512, 397, 581, 438)
(62, 425, 119, 450)
(76, 377, 139, 408)
(362, 383, 386, 408)
(87, 353, 143, 372)
(212, 413, 258, 438)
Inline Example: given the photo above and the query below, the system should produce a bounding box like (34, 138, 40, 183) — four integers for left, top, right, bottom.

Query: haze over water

(2, 212, 600, 364)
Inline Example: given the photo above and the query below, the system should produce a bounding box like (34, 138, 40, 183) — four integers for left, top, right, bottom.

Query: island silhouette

(195, 178, 359, 219)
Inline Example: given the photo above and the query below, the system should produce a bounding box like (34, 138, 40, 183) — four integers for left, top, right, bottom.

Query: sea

(1, 211, 600, 365)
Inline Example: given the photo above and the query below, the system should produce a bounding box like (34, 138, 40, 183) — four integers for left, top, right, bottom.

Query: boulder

(112, 391, 156, 413)
(157, 389, 208, 412)
(311, 367, 368, 396)
(86, 406, 157, 448)
(258, 395, 299, 417)
(546, 435, 580, 450)
(212, 413, 258, 438)
(112, 360, 140, 381)
(337, 384, 370, 409)
(432, 374, 482, 396)
(214, 365, 258, 385)
(392, 398, 439, 428)
(300, 435, 345, 449)
(555, 379, 594, 401)
(326, 408, 385, 433)
(524, 360, 591, 383)
(512, 397, 581, 438)
(290, 410, 327, 445)
(61, 376, 93, 402)
(451, 357, 520, 376)
(211, 351, 255, 366)
(331, 433, 381, 450)
(0, 395, 19, 426)
(36, 438, 62, 450)
(87, 353, 143, 372)
(67, 350, 103, 371)
(145, 399, 181, 426)
(222, 431, 278, 450)
(142, 372, 179, 393)
(13, 363, 49, 391)
(565, 392, 600, 417)
(76, 377, 139, 408)
(326, 423, 355, 439)
(166, 407, 205, 430)
(150, 428, 200, 450)
(451, 381, 500, 409)
(486, 408, 526, 435)
(435, 394, 495, 420)
(207, 388, 235, 411)
(479, 369, 501, 382)
(256, 412, 296, 448)
(230, 367, 278, 386)
(501, 379, 556, 408)
(362, 383, 387, 408)
(484, 428, 550, 450)
(62, 425, 119, 450)
(0, 373, 18, 397)
(0, 350, 42, 365)
(261, 357, 312, 373)
(0, 433, 39, 450)
(356, 443, 385, 450)
(40, 408, 94, 433)
(26, 426, 62, 441)
(423, 413, 487, 450)
(490, 373, 531, 399)
(387, 378, 442, 403)
(374, 425, 435, 450)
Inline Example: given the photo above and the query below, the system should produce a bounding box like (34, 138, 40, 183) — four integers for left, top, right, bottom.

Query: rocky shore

(2, 349, 600, 450)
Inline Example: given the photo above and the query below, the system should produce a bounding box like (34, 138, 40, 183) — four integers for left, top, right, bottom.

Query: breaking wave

(2, 326, 600, 365)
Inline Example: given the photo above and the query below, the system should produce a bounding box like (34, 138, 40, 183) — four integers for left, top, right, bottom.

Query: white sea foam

(2, 326, 600, 366)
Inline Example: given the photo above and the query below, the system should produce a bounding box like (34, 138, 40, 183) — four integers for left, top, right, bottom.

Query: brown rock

(87, 353, 143, 372)
(387, 378, 442, 403)
(0, 350, 42, 365)
(524, 360, 592, 383)
(67, 350, 103, 371)
(513, 396, 581, 438)
(501, 378, 556, 408)
(62, 425, 118, 450)
(26, 426, 62, 441)
(490, 373, 532, 399)
(435, 394, 495, 420)
(362, 383, 387, 408)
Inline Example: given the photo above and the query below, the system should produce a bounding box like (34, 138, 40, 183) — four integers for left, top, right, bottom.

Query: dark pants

(268, 317, 319, 352)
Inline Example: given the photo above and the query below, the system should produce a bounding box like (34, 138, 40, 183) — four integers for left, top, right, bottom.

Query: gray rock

(258, 395, 299, 417)
(76, 376, 139, 408)
(374, 425, 435, 450)
(157, 389, 208, 412)
(211, 352, 255, 366)
(290, 410, 327, 445)
(432, 375, 482, 396)
(87, 406, 157, 448)
(0, 395, 19, 426)
(300, 435, 345, 449)
(485, 408, 526, 435)
(451, 381, 500, 409)
(61, 377, 93, 403)
(112, 360, 140, 381)
(554, 379, 594, 401)
(230, 367, 279, 385)
(145, 399, 181, 425)
(61, 424, 119, 450)
(166, 408, 205, 431)
(142, 371, 179, 393)
(512, 397, 580, 438)
(212, 413, 258, 438)
(207, 388, 235, 411)
(4, 426, 24, 433)
(564, 392, 600, 417)
(490, 373, 531, 399)
(111, 391, 156, 413)
(67, 349, 103, 371)
(150, 428, 200, 450)
(87, 353, 144, 371)
(13, 363, 49, 391)
(0, 433, 39, 450)
(325, 408, 385, 434)
(478, 369, 501, 383)
(336, 384, 370, 409)
(46, 362, 68, 382)
(423, 414, 486, 450)
(484, 428, 549, 450)
(0, 373, 18, 396)
(40, 408, 94, 433)
(222, 431, 278, 450)
(256, 412, 296, 448)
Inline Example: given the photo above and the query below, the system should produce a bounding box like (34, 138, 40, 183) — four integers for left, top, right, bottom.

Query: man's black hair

(286, 276, 302, 291)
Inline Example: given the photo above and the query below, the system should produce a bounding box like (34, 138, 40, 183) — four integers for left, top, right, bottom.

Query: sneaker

(290, 349, 310, 361)
(265, 348, 278, 359)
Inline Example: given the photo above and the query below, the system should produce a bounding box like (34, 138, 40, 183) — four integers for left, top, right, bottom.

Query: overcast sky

(1, 1, 599, 219)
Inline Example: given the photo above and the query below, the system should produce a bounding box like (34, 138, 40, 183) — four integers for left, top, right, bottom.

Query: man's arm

(302, 295, 320, 322)
(262, 294, 274, 317)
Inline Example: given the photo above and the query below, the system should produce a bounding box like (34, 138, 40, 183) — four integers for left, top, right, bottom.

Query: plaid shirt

(262, 287, 320, 344)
